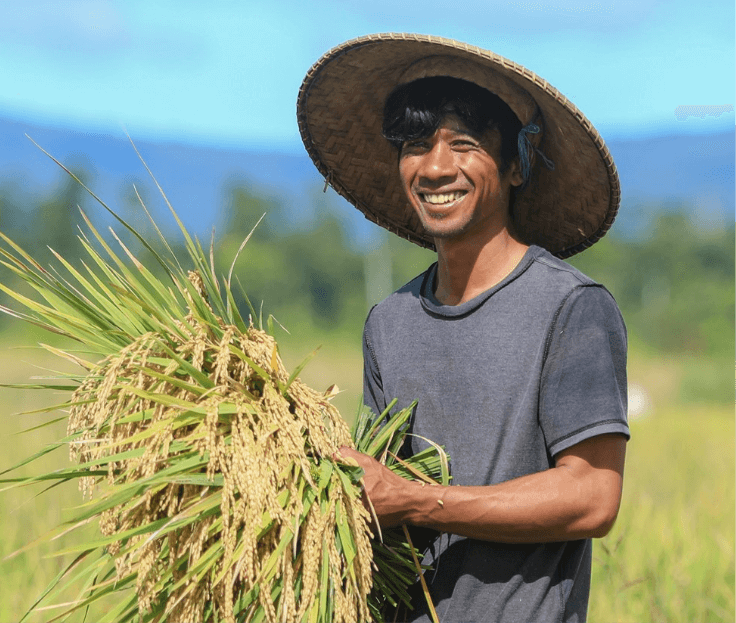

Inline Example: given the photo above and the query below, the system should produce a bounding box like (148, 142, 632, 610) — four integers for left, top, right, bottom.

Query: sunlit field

(589, 403, 734, 622)
(1, 337, 733, 622)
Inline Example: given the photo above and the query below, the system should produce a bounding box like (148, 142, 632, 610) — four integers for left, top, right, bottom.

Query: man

(298, 34, 630, 623)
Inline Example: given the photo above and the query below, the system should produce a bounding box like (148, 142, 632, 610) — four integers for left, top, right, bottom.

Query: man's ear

(508, 158, 524, 188)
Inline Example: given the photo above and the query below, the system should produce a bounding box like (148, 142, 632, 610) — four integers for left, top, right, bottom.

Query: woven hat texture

(297, 33, 620, 258)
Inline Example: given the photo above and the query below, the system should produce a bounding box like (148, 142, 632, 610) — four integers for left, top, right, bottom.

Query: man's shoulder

(525, 246, 599, 289)
(524, 247, 624, 332)
(521, 248, 624, 324)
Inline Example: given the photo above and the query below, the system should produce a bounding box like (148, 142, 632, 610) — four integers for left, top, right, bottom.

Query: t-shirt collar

(419, 245, 542, 317)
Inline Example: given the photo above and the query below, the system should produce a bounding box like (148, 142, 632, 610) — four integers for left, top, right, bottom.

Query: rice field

(1, 339, 733, 622)
(589, 402, 734, 622)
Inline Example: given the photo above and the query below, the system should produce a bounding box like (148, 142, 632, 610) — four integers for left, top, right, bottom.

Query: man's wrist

(399, 480, 447, 527)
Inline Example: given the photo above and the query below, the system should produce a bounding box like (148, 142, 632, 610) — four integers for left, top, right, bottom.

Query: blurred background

(0, 1, 733, 621)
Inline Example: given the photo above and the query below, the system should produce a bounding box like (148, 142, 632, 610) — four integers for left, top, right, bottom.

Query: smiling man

(298, 34, 630, 623)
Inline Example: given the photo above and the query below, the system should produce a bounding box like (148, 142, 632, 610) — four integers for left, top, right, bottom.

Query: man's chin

(422, 222, 470, 241)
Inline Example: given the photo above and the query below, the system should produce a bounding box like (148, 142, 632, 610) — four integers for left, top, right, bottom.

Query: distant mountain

(0, 116, 320, 237)
(0, 115, 732, 245)
(606, 131, 734, 234)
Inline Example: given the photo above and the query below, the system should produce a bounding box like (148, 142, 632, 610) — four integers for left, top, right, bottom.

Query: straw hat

(296, 33, 620, 258)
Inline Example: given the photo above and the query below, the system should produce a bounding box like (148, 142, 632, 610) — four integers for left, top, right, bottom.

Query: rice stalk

(0, 146, 449, 622)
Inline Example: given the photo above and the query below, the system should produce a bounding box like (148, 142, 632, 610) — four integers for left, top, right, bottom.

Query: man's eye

(401, 143, 430, 157)
(453, 139, 476, 148)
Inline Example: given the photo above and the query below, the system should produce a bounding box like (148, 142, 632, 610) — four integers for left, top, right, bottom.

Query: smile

(420, 191, 467, 205)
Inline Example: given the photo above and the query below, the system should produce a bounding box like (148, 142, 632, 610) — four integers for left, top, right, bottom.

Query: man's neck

(433, 229, 530, 306)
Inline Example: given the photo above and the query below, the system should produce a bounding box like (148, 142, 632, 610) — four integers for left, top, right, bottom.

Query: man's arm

(340, 432, 626, 543)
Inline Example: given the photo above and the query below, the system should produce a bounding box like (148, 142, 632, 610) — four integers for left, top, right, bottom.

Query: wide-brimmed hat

(296, 33, 620, 258)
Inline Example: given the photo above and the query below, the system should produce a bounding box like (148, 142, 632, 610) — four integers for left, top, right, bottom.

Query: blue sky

(1, 0, 734, 152)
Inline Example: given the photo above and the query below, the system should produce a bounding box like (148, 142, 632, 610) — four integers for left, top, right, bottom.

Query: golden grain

(65, 297, 373, 621)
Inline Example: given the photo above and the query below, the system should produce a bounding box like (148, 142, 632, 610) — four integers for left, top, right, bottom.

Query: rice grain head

(65, 279, 372, 621)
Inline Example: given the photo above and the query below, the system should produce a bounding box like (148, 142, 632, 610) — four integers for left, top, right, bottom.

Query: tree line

(0, 168, 732, 364)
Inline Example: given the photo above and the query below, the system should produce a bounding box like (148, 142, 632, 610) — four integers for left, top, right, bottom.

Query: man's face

(398, 115, 522, 243)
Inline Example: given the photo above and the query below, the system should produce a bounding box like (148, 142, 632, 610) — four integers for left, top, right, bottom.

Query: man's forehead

(430, 115, 501, 141)
(436, 115, 473, 134)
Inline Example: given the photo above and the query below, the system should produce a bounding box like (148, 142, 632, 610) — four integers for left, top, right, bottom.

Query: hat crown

(397, 55, 540, 129)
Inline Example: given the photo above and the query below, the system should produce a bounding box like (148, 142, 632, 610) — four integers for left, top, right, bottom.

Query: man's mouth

(420, 191, 466, 205)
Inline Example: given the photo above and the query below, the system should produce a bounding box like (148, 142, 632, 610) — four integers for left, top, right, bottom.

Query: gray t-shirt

(362, 245, 630, 623)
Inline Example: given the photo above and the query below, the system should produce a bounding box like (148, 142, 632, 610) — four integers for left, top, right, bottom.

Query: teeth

(422, 191, 465, 205)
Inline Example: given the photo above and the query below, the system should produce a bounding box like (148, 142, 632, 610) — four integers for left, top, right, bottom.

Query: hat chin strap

(518, 124, 555, 190)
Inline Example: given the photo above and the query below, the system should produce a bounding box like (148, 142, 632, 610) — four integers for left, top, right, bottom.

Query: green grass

(1, 336, 733, 622)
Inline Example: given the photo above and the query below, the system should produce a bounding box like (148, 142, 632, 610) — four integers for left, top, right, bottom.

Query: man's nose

(418, 141, 455, 185)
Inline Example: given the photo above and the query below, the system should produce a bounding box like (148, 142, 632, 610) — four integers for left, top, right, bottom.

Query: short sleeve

(362, 306, 387, 418)
(539, 285, 630, 457)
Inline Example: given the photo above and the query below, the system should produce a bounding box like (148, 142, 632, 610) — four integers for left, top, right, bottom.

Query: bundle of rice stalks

(0, 151, 448, 623)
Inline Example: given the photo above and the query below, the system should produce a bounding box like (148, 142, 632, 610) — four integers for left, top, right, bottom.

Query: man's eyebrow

(447, 126, 483, 139)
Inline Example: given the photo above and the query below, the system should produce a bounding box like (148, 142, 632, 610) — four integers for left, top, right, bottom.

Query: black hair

(382, 76, 522, 172)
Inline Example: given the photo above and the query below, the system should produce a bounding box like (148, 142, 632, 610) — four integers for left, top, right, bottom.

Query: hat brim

(297, 33, 620, 258)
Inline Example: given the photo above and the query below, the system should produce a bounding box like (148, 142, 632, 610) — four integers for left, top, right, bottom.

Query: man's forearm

(341, 433, 626, 544)
(399, 460, 621, 543)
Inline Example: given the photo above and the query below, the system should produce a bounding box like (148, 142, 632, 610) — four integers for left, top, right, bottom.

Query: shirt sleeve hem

(548, 421, 630, 457)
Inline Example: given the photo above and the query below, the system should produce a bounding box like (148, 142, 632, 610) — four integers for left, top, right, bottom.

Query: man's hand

(338, 446, 420, 529)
